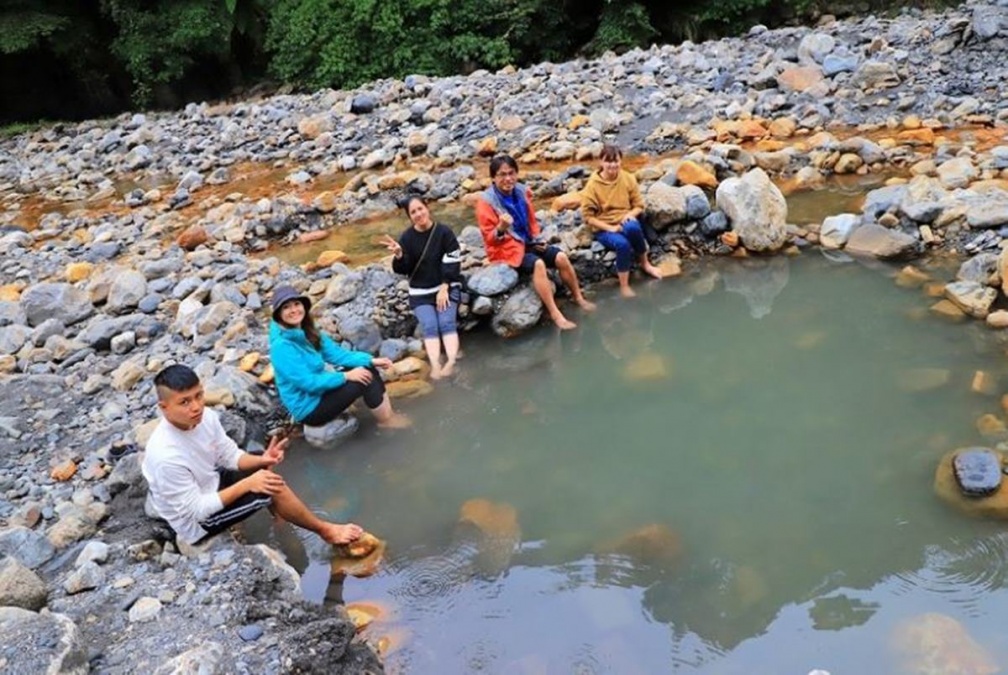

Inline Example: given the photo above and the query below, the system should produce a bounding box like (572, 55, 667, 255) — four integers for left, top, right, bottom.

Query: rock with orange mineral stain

(598, 523, 683, 568)
(458, 498, 521, 575)
(551, 192, 583, 212)
(386, 379, 433, 399)
(297, 229, 329, 244)
(50, 460, 77, 482)
(238, 352, 260, 372)
(176, 225, 208, 251)
(720, 231, 739, 248)
(345, 601, 389, 632)
(331, 532, 387, 579)
(622, 352, 669, 383)
(890, 612, 997, 675)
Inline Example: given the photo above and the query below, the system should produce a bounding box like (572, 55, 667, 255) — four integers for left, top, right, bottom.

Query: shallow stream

(265, 250, 1008, 674)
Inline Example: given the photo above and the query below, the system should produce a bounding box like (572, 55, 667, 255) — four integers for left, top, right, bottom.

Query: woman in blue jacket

(268, 285, 411, 429)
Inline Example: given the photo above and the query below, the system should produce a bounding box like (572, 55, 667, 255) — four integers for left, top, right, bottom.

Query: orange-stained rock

(258, 364, 274, 384)
(176, 225, 208, 251)
(345, 602, 387, 632)
(676, 160, 718, 188)
(331, 536, 387, 579)
(551, 192, 583, 212)
(298, 230, 329, 244)
(568, 114, 590, 130)
(901, 115, 922, 129)
(891, 612, 997, 675)
(316, 250, 349, 267)
(768, 118, 797, 138)
(476, 136, 498, 157)
(339, 531, 382, 559)
(65, 262, 94, 283)
(392, 356, 429, 379)
(935, 449, 1008, 519)
(777, 66, 824, 92)
(977, 413, 1007, 438)
(656, 255, 682, 277)
(50, 460, 77, 482)
(971, 371, 998, 396)
(929, 299, 966, 321)
(459, 499, 519, 540)
(895, 266, 930, 288)
(387, 379, 433, 399)
(754, 139, 787, 152)
(737, 120, 768, 139)
(922, 281, 947, 298)
(239, 352, 260, 372)
(897, 128, 935, 146)
(0, 284, 21, 302)
(598, 523, 683, 567)
(204, 388, 234, 407)
(623, 352, 670, 382)
(720, 231, 740, 248)
(313, 191, 338, 213)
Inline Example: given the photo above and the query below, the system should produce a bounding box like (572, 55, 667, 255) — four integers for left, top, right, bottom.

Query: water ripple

(387, 544, 475, 615)
(889, 534, 1008, 616)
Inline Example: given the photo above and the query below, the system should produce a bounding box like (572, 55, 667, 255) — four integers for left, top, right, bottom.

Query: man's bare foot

(643, 264, 665, 280)
(377, 412, 412, 429)
(577, 298, 597, 312)
(441, 360, 456, 377)
(430, 366, 443, 381)
(620, 286, 637, 298)
(320, 522, 363, 545)
(552, 313, 577, 330)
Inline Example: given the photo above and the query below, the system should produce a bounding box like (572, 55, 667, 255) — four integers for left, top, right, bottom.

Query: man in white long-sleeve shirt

(142, 364, 363, 546)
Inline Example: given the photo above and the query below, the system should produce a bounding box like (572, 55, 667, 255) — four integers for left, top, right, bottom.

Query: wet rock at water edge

(952, 448, 1002, 497)
(303, 414, 359, 449)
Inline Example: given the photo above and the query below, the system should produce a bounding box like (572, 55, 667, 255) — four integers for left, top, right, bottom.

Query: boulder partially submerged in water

(890, 612, 997, 675)
(934, 448, 1008, 518)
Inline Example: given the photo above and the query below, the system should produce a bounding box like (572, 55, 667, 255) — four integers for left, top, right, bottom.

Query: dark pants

(196, 468, 272, 542)
(301, 365, 386, 426)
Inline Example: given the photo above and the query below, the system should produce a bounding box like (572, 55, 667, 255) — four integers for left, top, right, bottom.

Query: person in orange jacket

(475, 154, 595, 330)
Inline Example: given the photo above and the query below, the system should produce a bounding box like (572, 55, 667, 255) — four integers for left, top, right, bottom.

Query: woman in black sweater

(381, 196, 463, 379)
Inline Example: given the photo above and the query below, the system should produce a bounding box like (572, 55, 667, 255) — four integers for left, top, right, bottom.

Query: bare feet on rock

(643, 263, 665, 280)
(620, 286, 637, 298)
(320, 522, 363, 545)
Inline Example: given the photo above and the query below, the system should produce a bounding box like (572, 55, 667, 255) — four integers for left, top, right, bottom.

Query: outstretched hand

(262, 434, 288, 467)
(379, 234, 402, 257)
(371, 357, 394, 370)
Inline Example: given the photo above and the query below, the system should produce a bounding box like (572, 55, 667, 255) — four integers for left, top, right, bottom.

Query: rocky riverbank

(1, 1, 1008, 672)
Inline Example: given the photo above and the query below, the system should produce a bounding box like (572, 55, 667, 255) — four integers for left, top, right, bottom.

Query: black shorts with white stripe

(197, 468, 272, 541)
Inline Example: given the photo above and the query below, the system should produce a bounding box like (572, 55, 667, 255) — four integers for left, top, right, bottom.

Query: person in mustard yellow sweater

(581, 144, 664, 297)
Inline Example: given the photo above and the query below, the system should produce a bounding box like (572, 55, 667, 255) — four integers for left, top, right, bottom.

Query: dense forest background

(0, 0, 954, 125)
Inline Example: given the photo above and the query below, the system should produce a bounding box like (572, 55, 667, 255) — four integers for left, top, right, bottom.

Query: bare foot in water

(620, 286, 637, 298)
(552, 313, 577, 330)
(429, 366, 443, 381)
(643, 263, 665, 280)
(441, 360, 456, 378)
(577, 298, 597, 312)
(320, 522, 363, 545)
(377, 412, 413, 429)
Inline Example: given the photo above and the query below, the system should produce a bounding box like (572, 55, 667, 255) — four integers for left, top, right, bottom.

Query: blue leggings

(414, 300, 458, 339)
(595, 218, 648, 273)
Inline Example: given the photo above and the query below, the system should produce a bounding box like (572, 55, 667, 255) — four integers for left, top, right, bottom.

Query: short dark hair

(489, 154, 519, 178)
(154, 364, 200, 400)
(600, 144, 622, 162)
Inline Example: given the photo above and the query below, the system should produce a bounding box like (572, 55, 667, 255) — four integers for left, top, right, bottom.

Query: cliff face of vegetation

(0, 0, 951, 124)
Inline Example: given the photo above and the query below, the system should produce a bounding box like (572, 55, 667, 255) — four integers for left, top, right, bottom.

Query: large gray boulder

(0, 556, 47, 610)
(845, 224, 920, 260)
(467, 264, 518, 297)
(0, 607, 87, 674)
(19, 283, 94, 327)
(492, 285, 544, 337)
(715, 168, 788, 252)
(106, 269, 148, 314)
(0, 525, 55, 568)
(645, 182, 688, 228)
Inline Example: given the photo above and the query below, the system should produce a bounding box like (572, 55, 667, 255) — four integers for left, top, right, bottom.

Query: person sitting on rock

(268, 285, 411, 429)
(380, 196, 462, 379)
(581, 144, 664, 298)
(141, 364, 363, 546)
(475, 154, 596, 330)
